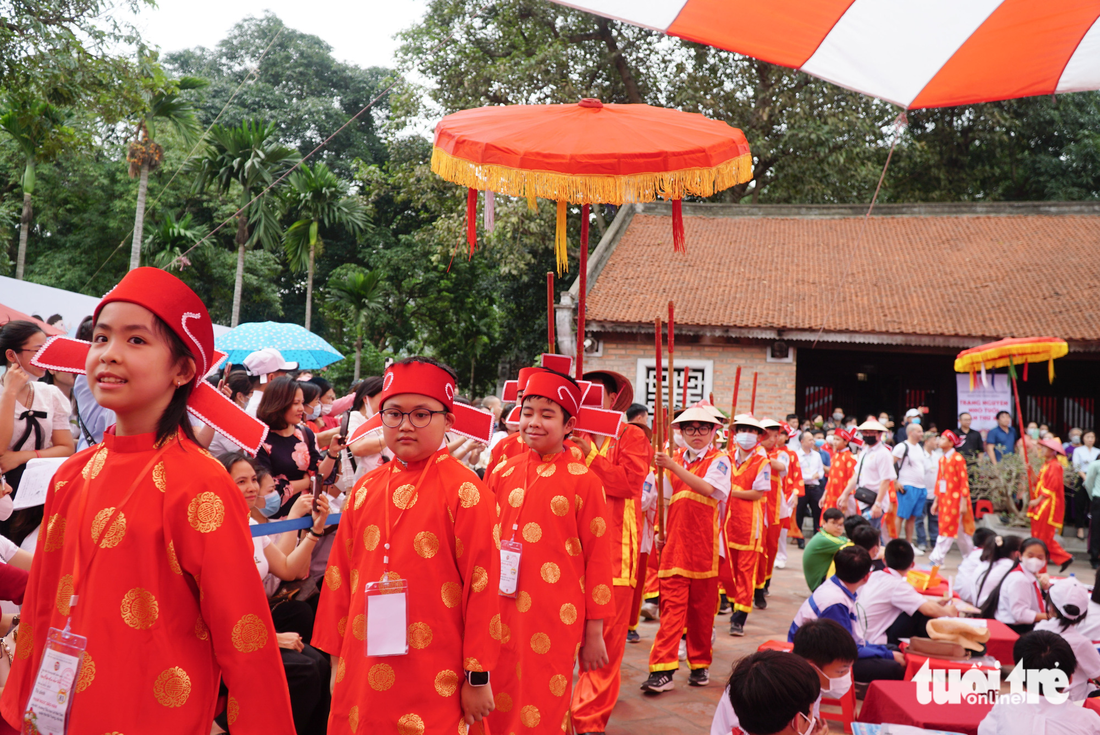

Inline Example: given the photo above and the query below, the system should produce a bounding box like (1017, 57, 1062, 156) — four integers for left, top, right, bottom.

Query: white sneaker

(678, 639, 687, 661)
(640, 602, 659, 621)
(711, 628, 716, 646)
(913, 546, 926, 555)
(775, 559, 787, 569)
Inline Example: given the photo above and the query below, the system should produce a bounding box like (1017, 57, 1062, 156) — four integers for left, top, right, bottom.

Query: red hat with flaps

(523, 371, 624, 437)
(31, 267, 268, 454)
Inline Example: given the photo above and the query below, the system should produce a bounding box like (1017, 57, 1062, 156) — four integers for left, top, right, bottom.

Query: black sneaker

(753, 590, 767, 609)
(797, 539, 805, 549)
(627, 629, 641, 643)
(718, 600, 732, 615)
(641, 671, 674, 693)
(1060, 557, 1075, 573)
(689, 668, 710, 687)
(729, 622, 745, 636)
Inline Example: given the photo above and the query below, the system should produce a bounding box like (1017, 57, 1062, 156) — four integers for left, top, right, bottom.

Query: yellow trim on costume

(670, 490, 719, 508)
(688, 662, 710, 671)
(658, 567, 719, 580)
(733, 603, 752, 613)
(649, 662, 680, 673)
(614, 493, 640, 588)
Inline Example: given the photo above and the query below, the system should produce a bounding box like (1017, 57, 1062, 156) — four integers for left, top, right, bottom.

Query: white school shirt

(973, 558, 1014, 608)
(954, 549, 986, 605)
(1034, 618, 1100, 701)
(995, 567, 1045, 625)
(891, 440, 928, 489)
(860, 568, 929, 645)
(1072, 445, 1100, 474)
(249, 518, 279, 597)
(711, 687, 821, 735)
(977, 692, 1100, 735)
(1073, 600, 1100, 641)
(245, 389, 262, 417)
(640, 471, 657, 555)
(4, 382, 71, 452)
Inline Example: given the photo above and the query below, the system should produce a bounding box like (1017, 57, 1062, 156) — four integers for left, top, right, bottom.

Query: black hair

(822, 508, 844, 523)
(727, 651, 820, 735)
(299, 380, 321, 406)
(75, 315, 95, 341)
(308, 376, 333, 396)
(958, 412, 971, 419)
(995, 410, 1010, 420)
(792, 619, 858, 667)
(977, 535, 1024, 618)
(971, 527, 996, 550)
(626, 403, 649, 421)
(257, 376, 303, 430)
(884, 539, 915, 571)
(217, 451, 254, 474)
(500, 403, 516, 424)
(352, 376, 384, 412)
(0, 320, 45, 367)
(843, 514, 870, 539)
(733, 423, 763, 435)
(226, 371, 254, 404)
(786, 414, 799, 423)
(146, 315, 198, 447)
(812, 429, 825, 438)
(586, 371, 618, 396)
(1094, 566, 1100, 606)
(521, 368, 581, 422)
(1021, 537, 1049, 561)
(46, 314, 63, 325)
(1014, 630, 1076, 685)
(833, 546, 872, 584)
(849, 524, 880, 553)
(1047, 584, 1088, 632)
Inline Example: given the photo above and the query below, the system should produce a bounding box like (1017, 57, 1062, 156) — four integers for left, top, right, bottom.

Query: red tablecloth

(977, 619, 1019, 664)
(902, 651, 1001, 682)
(856, 680, 992, 735)
(1086, 698, 1100, 716)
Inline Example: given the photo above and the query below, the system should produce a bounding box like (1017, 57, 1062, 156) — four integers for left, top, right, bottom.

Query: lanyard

(380, 453, 437, 573)
(500, 451, 552, 543)
(66, 445, 170, 628)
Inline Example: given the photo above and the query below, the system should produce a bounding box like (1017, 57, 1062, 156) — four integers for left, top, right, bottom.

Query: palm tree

(283, 162, 369, 329)
(145, 212, 204, 271)
(0, 93, 71, 279)
(191, 119, 298, 326)
(326, 268, 385, 381)
(127, 58, 206, 270)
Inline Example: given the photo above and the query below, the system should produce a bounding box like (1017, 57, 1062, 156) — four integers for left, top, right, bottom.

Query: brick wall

(585, 337, 796, 419)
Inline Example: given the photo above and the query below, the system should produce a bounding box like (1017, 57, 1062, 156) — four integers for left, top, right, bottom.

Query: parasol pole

(654, 318, 666, 541)
(668, 302, 675, 419)
(1009, 356, 1037, 496)
(546, 272, 555, 354)
(750, 372, 758, 415)
(576, 204, 589, 378)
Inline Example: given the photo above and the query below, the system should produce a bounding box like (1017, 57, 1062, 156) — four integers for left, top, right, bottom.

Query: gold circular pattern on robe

(187, 492, 225, 533)
(325, 565, 342, 591)
(501, 622, 511, 644)
(120, 588, 159, 630)
(152, 461, 167, 492)
(549, 674, 568, 697)
(572, 446, 584, 460)
(166, 541, 182, 575)
(153, 666, 191, 708)
(458, 482, 480, 508)
(414, 531, 440, 559)
(354, 485, 368, 510)
(455, 537, 464, 558)
(90, 507, 127, 549)
(392, 484, 418, 510)
(464, 656, 483, 672)
(397, 714, 426, 735)
(530, 632, 551, 654)
(382, 570, 402, 582)
(441, 581, 462, 608)
(349, 705, 360, 732)
(575, 494, 583, 511)
(363, 524, 381, 551)
(536, 463, 557, 478)
(350, 569, 360, 595)
(579, 575, 586, 593)
(541, 562, 561, 583)
(436, 452, 449, 463)
(520, 704, 541, 728)
(590, 517, 607, 537)
(564, 537, 582, 556)
(472, 566, 489, 592)
(336, 656, 347, 682)
(495, 692, 513, 712)
(562, 709, 572, 732)
(522, 522, 542, 543)
(231, 613, 268, 652)
(559, 603, 577, 625)
(516, 590, 532, 612)
(44, 513, 66, 552)
(550, 495, 569, 517)
(408, 621, 433, 649)
(15, 622, 31, 660)
(76, 651, 95, 692)
(55, 574, 74, 616)
(227, 695, 239, 726)
(352, 614, 366, 641)
(592, 583, 612, 606)
(493, 523, 501, 550)
(338, 616, 347, 637)
(369, 663, 396, 691)
(502, 466, 516, 478)
(195, 615, 209, 641)
(507, 487, 524, 508)
(434, 669, 459, 697)
(567, 463, 588, 475)
(82, 446, 107, 479)
(448, 505, 455, 523)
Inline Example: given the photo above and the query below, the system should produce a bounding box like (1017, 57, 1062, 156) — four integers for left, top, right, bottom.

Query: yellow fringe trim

(431, 147, 754, 205)
(953, 341, 1068, 374)
(555, 200, 568, 276)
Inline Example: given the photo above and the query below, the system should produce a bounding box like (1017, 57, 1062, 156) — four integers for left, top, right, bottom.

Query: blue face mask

(259, 491, 282, 518)
(815, 438, 825, 448)
(911, 417, 921, 426)
(306, 403, 321, 421)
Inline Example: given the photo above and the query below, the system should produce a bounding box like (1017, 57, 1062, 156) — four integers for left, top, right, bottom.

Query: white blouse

(4, 382, 71, 451)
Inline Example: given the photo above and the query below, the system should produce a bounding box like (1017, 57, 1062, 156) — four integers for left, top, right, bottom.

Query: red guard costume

(487, 372, 614, 735)
(5, 268, 293, 734)
(755, 419, 785, 596)
(572, 372, 649, 733)
(313, 360, 500, 735)
(1029, 438, 1072, 567)
(928, 431, 976, 567)
(820, 430, 857, 522)
(646, 407, 731, 680)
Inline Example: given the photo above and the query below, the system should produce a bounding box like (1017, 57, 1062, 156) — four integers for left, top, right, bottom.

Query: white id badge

(938, 479, 947, 495)
(365, 578, 408, 657)
(499, 540, 523, 598)
(24, 627, 87, 735)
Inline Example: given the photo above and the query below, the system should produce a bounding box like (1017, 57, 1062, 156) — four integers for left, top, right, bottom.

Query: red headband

(941, 430, 964, 448)
(524, 372, 581, 417)
(379, 360, 456, 411)
(522, 372, 623, 437)
(31, 268, 268, 454)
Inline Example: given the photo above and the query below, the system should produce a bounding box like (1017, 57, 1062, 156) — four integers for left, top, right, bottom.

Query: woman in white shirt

(345, 376, 387, 482)
(1034, 578, 1100, 701)
(993, 538, 1052, 634)
(973, 535, 1023, 610)
(954, 528, 996, 605)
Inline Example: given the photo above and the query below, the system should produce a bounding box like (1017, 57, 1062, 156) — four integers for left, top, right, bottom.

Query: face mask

(796, 712, 818, 735)
(1071, 435, 1081, 445)
(307, 404, 321, 421)
(16, 358, 40, 383)
(1022, 556, 1046, 575)
(811, 663, 852, 700)
(911, 417, 921, 426)
(815, 438, 825, 448)
(864, 434, 879, 446)
(672, 432, 687, 449)
(1027, 428, 1040, 439)
(259, 491, 282, 518)
(321, 403, 333, 417)
(814, 418, 823, 427)
(735, 432, 758, 451)
(832, 413, 843, 421)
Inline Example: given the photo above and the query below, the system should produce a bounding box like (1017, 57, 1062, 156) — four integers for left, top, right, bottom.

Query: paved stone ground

(594, 537, 975, 735)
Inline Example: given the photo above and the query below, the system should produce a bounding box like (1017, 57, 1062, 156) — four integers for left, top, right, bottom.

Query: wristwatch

(464, 671, 490, 687)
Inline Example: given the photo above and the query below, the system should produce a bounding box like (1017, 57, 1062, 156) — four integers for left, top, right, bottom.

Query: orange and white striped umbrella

(551, 1, 1100, 109)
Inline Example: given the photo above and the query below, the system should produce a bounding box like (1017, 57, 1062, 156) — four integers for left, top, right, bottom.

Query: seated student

(861, 539, 959, 645)
(1035, 578, 1100, 701)
(824, 522, 885, 581)
(726, 651, 829, 735)
(802, 508, 847, 591)
(977, 631, 1100, 735)
(955, 527, 996, 605)
(711, 619, 857, 735)
(990, 537, 1052, 634)
(789, 546, 905, 682)
(1073, 567, 1100, 641)
(972, 535, 1023, 608)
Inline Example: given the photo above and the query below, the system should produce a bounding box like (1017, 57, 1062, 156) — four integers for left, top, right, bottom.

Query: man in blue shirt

(985, 410, 1018, 462)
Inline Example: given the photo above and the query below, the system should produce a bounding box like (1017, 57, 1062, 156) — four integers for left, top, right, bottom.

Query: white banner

(955, 373, 1011, 432)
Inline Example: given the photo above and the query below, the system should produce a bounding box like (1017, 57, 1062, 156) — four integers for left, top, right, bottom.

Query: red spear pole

(731, 366, 741, 417)
(655, 317, 666, 541)
(750, 372, 758, 415)
(682, 366, 690, 407)
(546, 272, 554, 354)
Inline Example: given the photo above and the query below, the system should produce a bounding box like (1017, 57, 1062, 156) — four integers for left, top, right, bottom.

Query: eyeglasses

(379, 408, 447, 429)
(679, 424, 715, 436)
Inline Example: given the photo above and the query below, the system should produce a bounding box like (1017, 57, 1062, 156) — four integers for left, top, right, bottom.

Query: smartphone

(339, 410, 351, 445)
(310, 473, 321, 513)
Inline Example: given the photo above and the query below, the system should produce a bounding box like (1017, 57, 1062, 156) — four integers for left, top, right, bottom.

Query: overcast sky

(132, 0, 427, 71)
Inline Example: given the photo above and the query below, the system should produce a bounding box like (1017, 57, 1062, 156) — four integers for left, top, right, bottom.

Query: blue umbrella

(215, 321, 344, 370)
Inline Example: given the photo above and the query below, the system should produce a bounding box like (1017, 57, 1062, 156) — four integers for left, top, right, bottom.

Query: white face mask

(796, 712, 818, 735)
(735, 432, 758, 451)
(321, 403, 333, 416)
(1022, 556, 1046, 575)
(811, 662, 852, 700)
(16, 357, 40, 383)
(673, 431, 687, 449)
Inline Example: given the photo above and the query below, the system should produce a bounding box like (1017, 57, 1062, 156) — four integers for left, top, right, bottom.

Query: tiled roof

(585, 206, 1100, 343)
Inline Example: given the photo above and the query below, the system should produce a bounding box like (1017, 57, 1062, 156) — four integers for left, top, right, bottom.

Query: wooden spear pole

(546, 272, 554, 354)
(731, 366, 741, 418)
(667, 302, 675, 423)
(654, 318, 667, 541)
(750, 371, 758, 415)
(682, 366, 691, 407)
